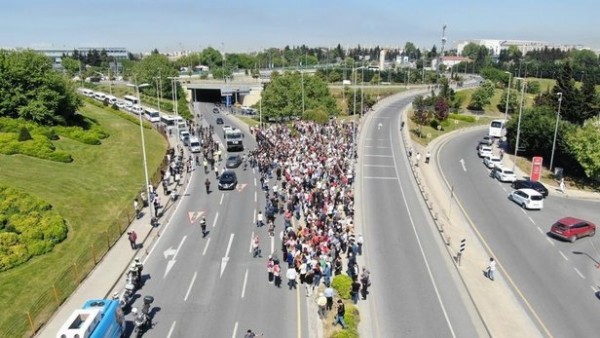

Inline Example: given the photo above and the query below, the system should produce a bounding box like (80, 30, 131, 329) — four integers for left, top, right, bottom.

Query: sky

(1, 0, 598, 53)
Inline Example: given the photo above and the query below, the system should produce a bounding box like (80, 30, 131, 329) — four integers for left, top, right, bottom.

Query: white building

(456, 39, 585, 58)
(431, 56, 471, 70)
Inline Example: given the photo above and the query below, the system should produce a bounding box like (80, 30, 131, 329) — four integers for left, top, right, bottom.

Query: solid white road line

(231, 322, 239, 338)
(559, 251, 568, 261)
(166, 321, 177, 338)
(363, 164, 395, 167)
(184, 271, 198, 301)
(241, 269, 248, 298)
(212, 212, 219, 228)
(220, 194, 224, 205)
(202, 238, 211, 256)
(574, 267, 585, 279)
(271, 236, 274, 254)
(388, 127, 456, 337)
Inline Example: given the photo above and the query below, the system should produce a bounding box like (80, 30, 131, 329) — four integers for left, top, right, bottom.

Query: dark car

(213, 107, 220, 114)
(216, 117, 224, 125)
(218, 170, 238, 190)
(511, 179, 549, 198)
(225, 154, 242, 168)
(550, 217, 596, 242)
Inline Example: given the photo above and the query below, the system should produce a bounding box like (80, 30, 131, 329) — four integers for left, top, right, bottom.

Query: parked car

(550, 217, 596, 242)
(216, 117, 224, 125)
(218, 170, 238, 190)
(483, 156, 502, 169)
(225, 154, 242, 168)
(509, 189, 544, 210)
(116, 101, 126, 109)
(478, 145, 493, 158)
(494, 167, 517, 182)
(511, 179, 549, 198)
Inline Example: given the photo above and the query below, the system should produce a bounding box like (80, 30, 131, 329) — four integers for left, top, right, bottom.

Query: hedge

(0, 133, 72, 162)
(332, 274, 353, 299)
(0, 185, 68, 271)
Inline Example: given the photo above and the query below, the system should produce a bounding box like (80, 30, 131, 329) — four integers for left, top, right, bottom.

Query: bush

(330, 304, 360, 338)
(0, 185, 68, 271)
(332, 274, 353, 299)
(18, 127, 32, 141)
(448, 113, 476, 123)
(0, 134, 73, 162)
(430, 120, 439, 129)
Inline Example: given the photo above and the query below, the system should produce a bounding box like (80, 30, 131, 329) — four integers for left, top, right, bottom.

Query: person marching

(200, 216, 207, 238)
(205, 178, 211, 194)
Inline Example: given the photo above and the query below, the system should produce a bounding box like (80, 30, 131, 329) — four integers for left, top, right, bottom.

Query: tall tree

(552, 62, 583, 124)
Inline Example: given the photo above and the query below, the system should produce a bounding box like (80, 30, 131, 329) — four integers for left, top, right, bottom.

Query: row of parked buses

(79, 88, 162, 123)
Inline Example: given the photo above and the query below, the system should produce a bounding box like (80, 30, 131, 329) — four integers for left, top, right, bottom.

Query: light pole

(153, 71, 161, 112)
(126, 81, 152, 216)
(513, 77, 526, 171)
(549, 92, 563, 173)
(168, 77, 180, 145)
(503, 71, 512, 121)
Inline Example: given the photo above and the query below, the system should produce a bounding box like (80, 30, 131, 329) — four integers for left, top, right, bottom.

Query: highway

(438, 127, 600, 338)
(127, 103, 308, 338)
(357, 94, 487, 337)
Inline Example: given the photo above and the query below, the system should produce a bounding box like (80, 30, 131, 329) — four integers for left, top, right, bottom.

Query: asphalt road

(438, 127, 600, 338)
(357, 93, 487, 337)
(126, 103, 309, 338)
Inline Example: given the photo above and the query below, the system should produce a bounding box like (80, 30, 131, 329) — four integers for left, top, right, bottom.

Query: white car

(131, 105, 143, 115)
(483, 156, 502, 169)
(116, 101, 126, 109)
(494, 167, 517, 182)
(509, 188, 544, 210)
(478, 145, 493, 158)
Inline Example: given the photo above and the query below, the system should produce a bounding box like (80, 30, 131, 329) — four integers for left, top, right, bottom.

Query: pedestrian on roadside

(332, 299, 347, 329)
(360, 268, 371, 300)
(214, 166, 219, 179)
(559, 178, 566, 194)
(273, 262, 282, 288)
(487, 257, 496, 281)
(324, 285, 334, 311)
(127, 230, 137, 250)
(316, 293, 327, 318)
(425, 151, 431, 164)
(351, 277, 361, 304)
(257, 211, 264, 227)
(304, 268, 315, 297)
(200, 216, 207, 238)
(356, 234, 364, 256)
(133, 200, 140, 219)
(415, 152, 421, 166)
(252, 235, 261, 258)
(267, 256, 274, 283)
(286, 267, 297, 290)
(205, 178, 211, 194)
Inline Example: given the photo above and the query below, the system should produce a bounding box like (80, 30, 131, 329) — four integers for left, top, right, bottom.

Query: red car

(550, 217, 596, 242)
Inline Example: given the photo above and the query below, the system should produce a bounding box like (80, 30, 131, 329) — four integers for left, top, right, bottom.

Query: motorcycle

(132, 295, 154, 338)
(112, 281, 135, 309)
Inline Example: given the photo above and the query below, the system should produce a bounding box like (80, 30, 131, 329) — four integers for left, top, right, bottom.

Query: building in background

(456, 39, 585, 58)
(31, 47, 129, 60)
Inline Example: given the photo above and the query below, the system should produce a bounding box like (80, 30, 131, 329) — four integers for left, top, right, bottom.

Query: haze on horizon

(1, 0, 597, 53)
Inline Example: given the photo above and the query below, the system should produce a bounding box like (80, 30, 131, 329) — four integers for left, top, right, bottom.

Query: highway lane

(358, 94, 486, 337)
(127, 103, 308, 338)
(438, 127, 600, 338)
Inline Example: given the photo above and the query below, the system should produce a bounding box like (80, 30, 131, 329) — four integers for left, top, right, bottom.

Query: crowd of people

(249, 120, 371, 321)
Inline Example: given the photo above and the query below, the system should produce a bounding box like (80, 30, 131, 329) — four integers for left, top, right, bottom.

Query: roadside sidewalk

(37, 140, 191, 338)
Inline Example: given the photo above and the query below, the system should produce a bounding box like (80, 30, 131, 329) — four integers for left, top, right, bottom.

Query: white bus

(143, 108, 161, 123)
(123, 95, 139, 105)
(488, 119, 506, 138)
(160, 114, 176, 127)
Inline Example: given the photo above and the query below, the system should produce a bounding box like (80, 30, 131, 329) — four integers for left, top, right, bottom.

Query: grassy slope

(0, 103, 168, 336)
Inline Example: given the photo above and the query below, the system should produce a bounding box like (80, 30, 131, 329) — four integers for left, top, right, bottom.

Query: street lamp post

(513, 78, 527, 171)
(549, 92, 563, 173)
(503, 71, 512, 122)
(168, 77, 180, 145)
(127, 81, 152, 217)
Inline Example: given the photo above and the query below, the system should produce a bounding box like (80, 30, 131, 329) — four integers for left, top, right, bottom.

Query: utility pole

(436, 24, 447, 77)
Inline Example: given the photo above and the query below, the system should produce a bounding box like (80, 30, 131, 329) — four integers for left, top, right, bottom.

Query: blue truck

(57, 299, 125, 338)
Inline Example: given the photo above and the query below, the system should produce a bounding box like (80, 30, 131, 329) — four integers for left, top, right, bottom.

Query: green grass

(455, 88, 536, 113)
(0, 103, 168, 337)
(409, 112, 495, 146)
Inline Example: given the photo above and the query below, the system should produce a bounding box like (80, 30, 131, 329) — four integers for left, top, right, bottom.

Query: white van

(189, 137, 202, 153)
(106, 95, 117, 105)
(94, 92, 106, 101)
(81, 88, 94, 97)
